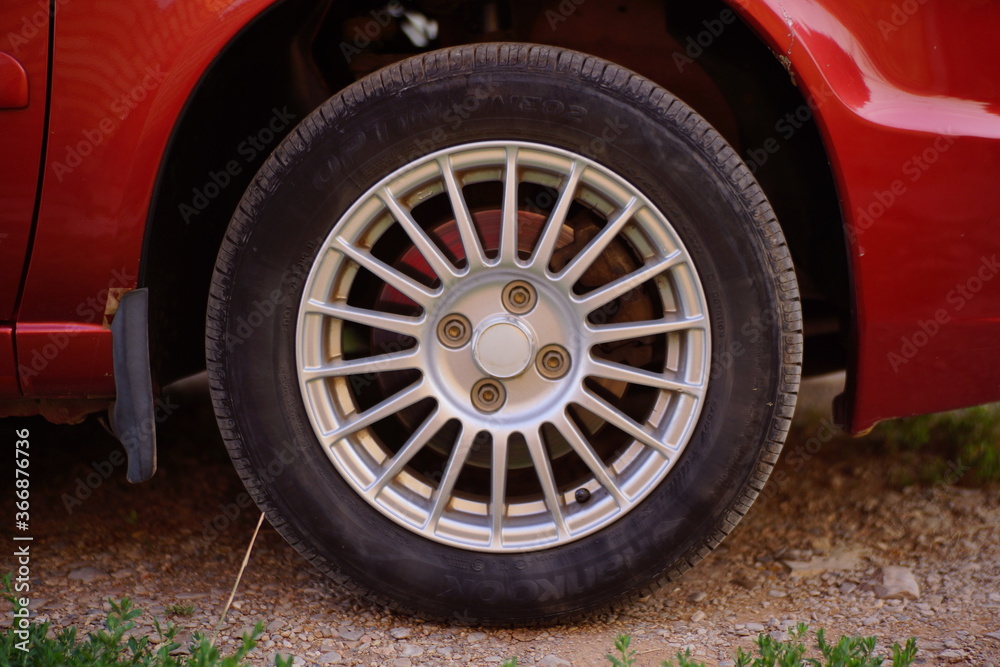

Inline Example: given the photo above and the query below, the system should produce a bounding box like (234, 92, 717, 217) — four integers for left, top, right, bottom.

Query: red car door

(0, 2, 49, 396)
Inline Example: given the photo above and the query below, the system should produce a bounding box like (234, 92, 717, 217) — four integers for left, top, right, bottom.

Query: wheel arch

(140, 0, 341, 386)
(141, 0, 855, 407)
(713, 0, 856, 414)
(664, 0, 853, 381)
(522, 0, 854, 414)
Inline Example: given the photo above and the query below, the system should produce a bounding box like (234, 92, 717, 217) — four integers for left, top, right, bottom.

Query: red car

(3, 0, 999, 623)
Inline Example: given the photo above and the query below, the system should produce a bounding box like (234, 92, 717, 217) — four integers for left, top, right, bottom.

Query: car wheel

(207, 43, 801, 623)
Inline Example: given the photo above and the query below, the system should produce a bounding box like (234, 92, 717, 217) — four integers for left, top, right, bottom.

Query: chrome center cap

(473, 317, 534, 379)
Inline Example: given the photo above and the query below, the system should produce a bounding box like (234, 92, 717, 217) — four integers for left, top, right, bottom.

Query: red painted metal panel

(0, 2, 49, 320)
(728, 0, 1000, 431)
(10, 0, 1000, 425)
(14, 0, 277, 395)
(16, 323, 114, 397)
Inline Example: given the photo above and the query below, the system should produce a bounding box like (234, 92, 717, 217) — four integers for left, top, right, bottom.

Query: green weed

(874, 403, 1000, 484)
(607, 633, 637, 667)
(653, 623, 917, 667)
(164, 604, 195, 617)
(1, 574, 286, 667)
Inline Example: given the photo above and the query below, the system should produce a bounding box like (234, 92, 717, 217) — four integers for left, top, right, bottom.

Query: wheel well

(141, 0, 344, 385)
(142, 0, 850, 386)
(663, 0, 851, 376)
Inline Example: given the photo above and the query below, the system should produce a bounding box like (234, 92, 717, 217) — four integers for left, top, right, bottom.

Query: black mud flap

(109, 288, 157, 483)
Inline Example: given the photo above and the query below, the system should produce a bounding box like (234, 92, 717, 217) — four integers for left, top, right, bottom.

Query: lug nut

(502, 280, 537, 315)
(536, 344, 570, 379)
(472, 378, 506, 413)
(437, 314, 471, 348)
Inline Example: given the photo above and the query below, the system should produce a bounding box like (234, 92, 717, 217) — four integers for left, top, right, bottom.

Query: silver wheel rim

(296, 141, 710, 553)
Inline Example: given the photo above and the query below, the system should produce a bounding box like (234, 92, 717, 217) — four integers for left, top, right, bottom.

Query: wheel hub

(472, 317, 535, 379)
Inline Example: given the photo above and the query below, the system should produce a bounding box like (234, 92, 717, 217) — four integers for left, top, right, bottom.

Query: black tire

(207, 43, 801, 624)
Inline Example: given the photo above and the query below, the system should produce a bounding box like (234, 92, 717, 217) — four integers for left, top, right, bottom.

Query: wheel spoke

(304, 299, 424, 339)
(575, 391, 673, 457)
(438, 156, 487, 269)
(555, 197, 642, 286)
(378, 187, 462, 282)
(489, 435, 509, 549)
(574, 250, 682, 312)
(331, 238, 439, 308)
(584, 358, 704, 398)
(588, 313, 706, 345)
(321, 380, 429, 446)
(553, 415, 627, 508)
(525, 429, 570, 540)
(301, 348, 422, 383)
(424, 425, 477, 532)
(528, 160, 584, 270)
(499, 147, 520, 265)
(368, 407, 448, 496)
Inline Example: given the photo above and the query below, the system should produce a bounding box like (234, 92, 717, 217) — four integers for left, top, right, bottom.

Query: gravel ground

(2, 374, 999, 666)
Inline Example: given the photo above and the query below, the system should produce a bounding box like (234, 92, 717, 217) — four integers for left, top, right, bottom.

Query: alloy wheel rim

(296, 141, 711, 552)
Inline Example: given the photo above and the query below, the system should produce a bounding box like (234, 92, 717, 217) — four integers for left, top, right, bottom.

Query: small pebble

(67, 567, 108, 583)
(536, 655, 571, 667)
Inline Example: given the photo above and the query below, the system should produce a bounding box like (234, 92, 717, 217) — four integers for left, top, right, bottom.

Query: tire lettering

(436, 546, 644, 603)
(484, 95, 585, 122)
